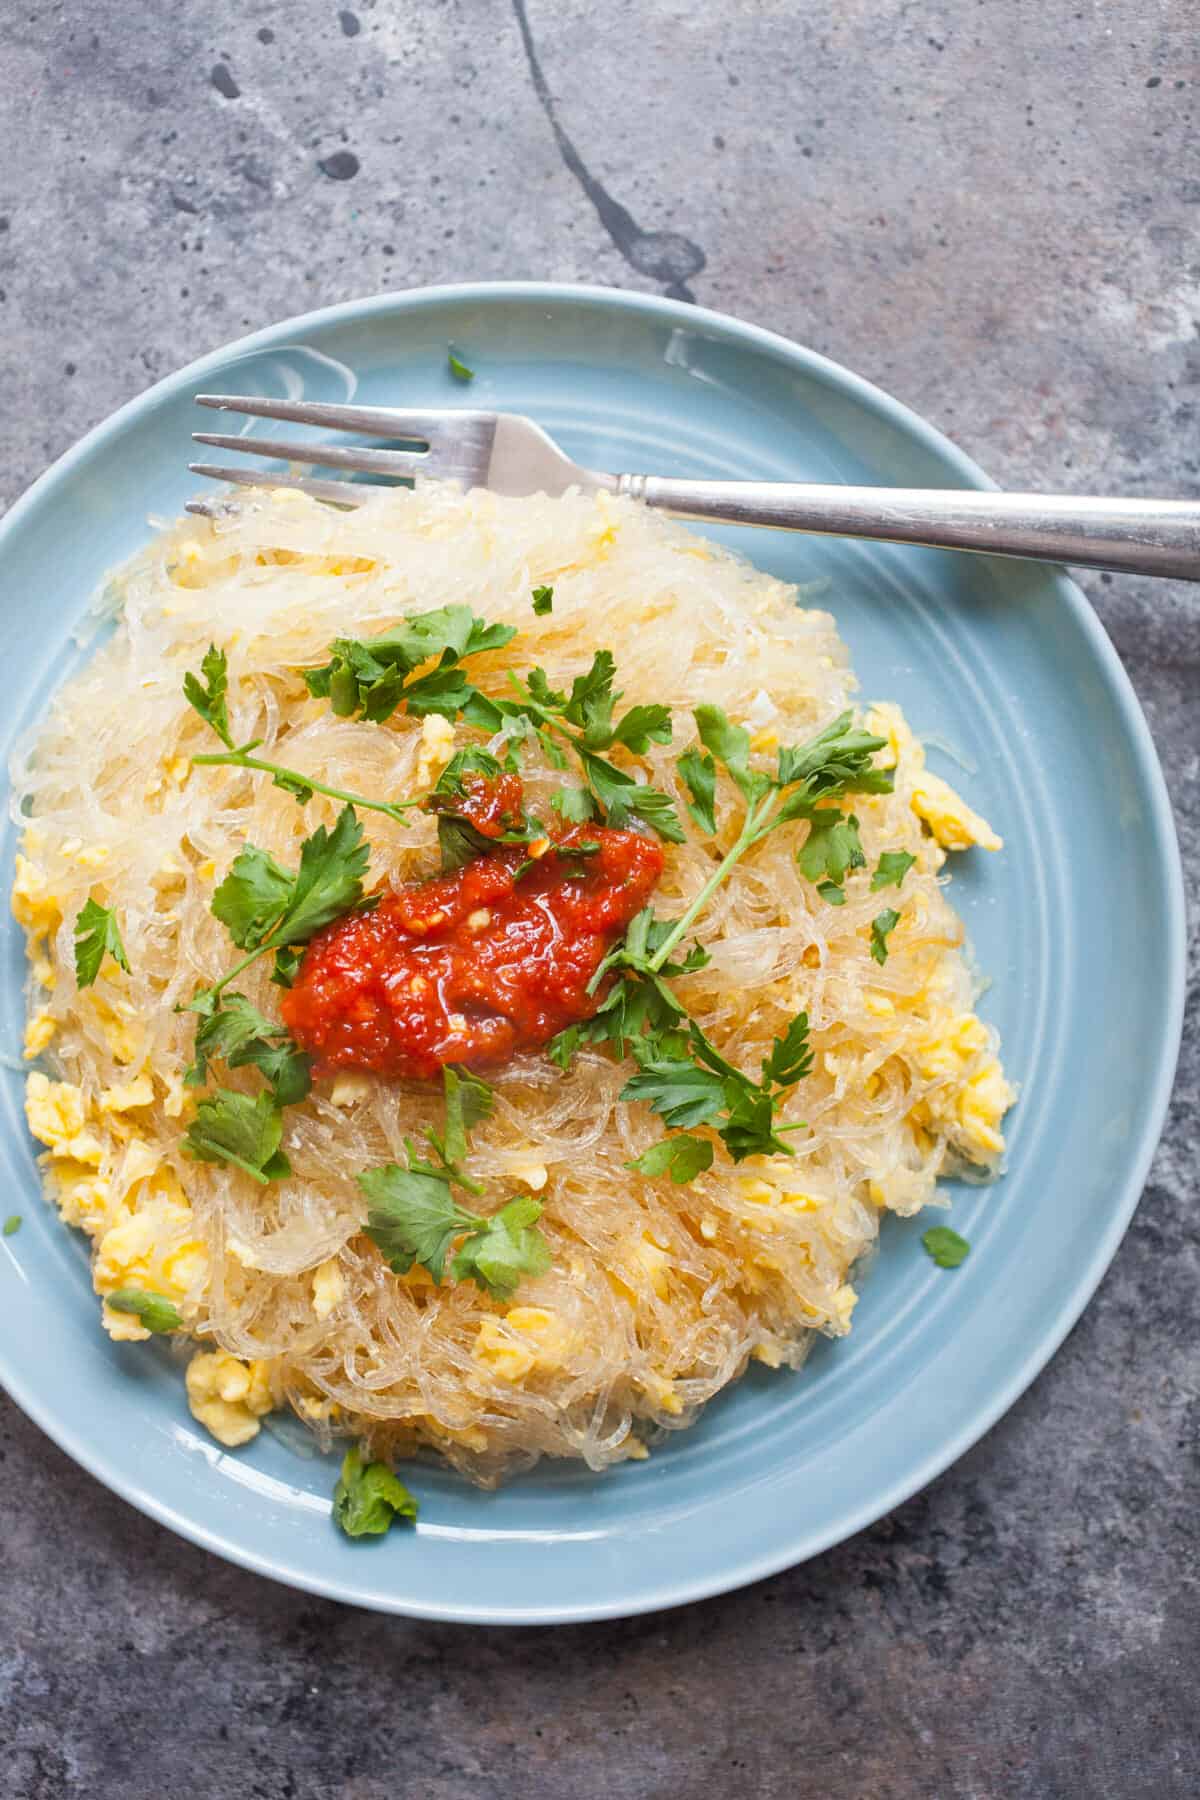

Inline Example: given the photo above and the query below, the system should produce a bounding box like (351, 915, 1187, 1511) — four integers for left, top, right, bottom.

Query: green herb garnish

(447, 349, 475, 382)
(626, 1135, 714, 1184)
(185, 645, 418, 825)
(3, 1214, 22, 1237)
(105, 1288, 184, 1333)
(922, 1225, 970, 1268)
(194, 804, 370, 1001)
(73, 899, 130, 989)
(183, 1087, 292, 1185)
(531, 585, 554, 615)
(872, 850, 916, 892)
(304, 606, 515, 727)
(332, 1445, 419, 1537)
(185, 992, 311, 1106)
(360, 1154, 551, 1301)
(870, 908, 901, 965)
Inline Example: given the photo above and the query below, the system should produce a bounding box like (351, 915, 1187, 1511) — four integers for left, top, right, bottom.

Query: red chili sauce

(280, 774, 664, 1080)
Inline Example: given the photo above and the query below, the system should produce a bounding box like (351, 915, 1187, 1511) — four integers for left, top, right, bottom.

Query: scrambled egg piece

(93, 1167, 208, 1339)
(607, 1229, 674, 1305)
(185, 1351, 274, 1446)
(474, 1306, 574, 1382)
(11, 852, 60, 941)
(868, 703, 1002, 851)
(25, 1073, 105, 1165)
(330, 1072, 372, 1107)
(912, 1009, 1015, 1160)
(45, 1160, 115, 1236)
(98, 1074, 155, 1114)
(311, 1258, 346, 1319)
(869, 1163, 938, 1217)
(637, 1369, 684, 1415)
(738, 1173, 827, 1226)
(415, 712, 456, 788)
(508, 1156, 548, 1192)
(23, 1009, 57, 1058)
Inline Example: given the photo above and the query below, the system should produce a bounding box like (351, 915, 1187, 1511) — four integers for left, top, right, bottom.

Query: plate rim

(0, 280, 1186, 1623)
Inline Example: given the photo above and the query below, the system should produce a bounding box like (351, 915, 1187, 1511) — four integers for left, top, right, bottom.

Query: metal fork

(190, 394, 1200, 582)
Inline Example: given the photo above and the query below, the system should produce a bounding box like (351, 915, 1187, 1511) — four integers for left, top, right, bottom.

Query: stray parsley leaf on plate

(3, 1214, 21, 1237)
(531, 584, 554, 615)
(922, 1225, 970, 1268)
(447, 349, 475, 383)
(332, 1445, 419, 1538)
(74, 899, 130, 989)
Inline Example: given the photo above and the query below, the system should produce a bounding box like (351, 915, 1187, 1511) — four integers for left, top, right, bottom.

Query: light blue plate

(0, 284, 1184, 1624)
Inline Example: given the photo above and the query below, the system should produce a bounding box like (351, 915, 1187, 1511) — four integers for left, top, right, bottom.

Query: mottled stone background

(1, 2, 1196, 1795)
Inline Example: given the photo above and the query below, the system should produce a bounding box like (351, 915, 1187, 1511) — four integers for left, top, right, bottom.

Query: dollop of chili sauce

(280, 774, 664, 1080)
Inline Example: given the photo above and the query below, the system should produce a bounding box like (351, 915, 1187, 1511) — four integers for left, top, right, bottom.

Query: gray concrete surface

(1, 2, 1197, 1795)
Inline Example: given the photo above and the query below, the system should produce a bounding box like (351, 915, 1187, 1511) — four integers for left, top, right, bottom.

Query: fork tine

(194, 393, 489, 443)
(188, 464, 366, 506)
(192, 432, 428, 477)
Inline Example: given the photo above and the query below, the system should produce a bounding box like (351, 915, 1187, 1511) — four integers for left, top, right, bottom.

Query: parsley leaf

(677, 747, 717, 835)
(186, 994, 313, 1106)
(550, 785, 597, 824)
(450, 1195, 553, 1301)
(608, 704, 673, 756)
(74, 899, 130, 989)
(531, 584, 554, 615)
(183, 643, 233, 748)
(437, 814, 493, 873)
(105, 1288, 184, 1333)
(872, 850, 916, 892)
(184, 1088, 291, 1184)
(3, 1214, 22, 1236)
(305, 606, 515, 725)
(212, 848, 295, 950)
(447, 349, 475, 382)
(360, 1157, 551, 1300)
(796, 810, 865, 887)
(620, 1053, 728, 1132)
(695, 703, 769, 802)
(627, 1135, 714, 1185)
(922, 1225, 970, 1269)
(870, 908, 901, 965)
(776, 712, 892, 798)
(434, 748, 504, 798)
(359, 1155, 475, 1281)
(332, 1445, 419, 1537)
(279, 807, 370, 944)
(426, 1065, 493, 1193)
(761, 1012, 814, 1087)
(499, 661, 683, 842)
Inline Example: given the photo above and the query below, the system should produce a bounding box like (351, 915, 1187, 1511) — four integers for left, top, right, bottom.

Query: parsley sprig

(358, 1066, 551, 1301)
(176, 805, 370, 1178)
(554, 709, 891, 1177)
(495, 654, 683, 842)
(302, 605, 515, 727)
(185, 645, 419, 825)
(333, 1445, 419, 1537)
(188, 804, 371, 1005)
(661, 705, 892, 970)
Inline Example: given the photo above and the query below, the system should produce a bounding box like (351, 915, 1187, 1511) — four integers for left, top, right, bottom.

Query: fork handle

(614, 477, 1200, 582)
